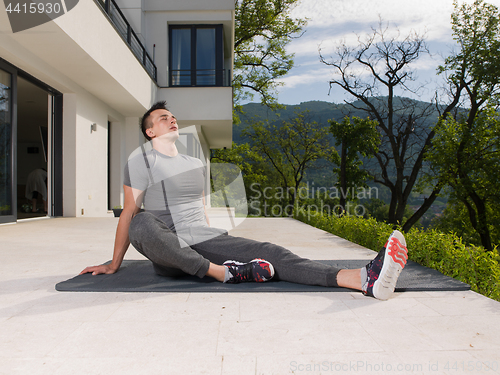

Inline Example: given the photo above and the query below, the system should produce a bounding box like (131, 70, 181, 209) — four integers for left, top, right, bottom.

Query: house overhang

(158, 86, 233, 149)
(0, 1, 156, 116)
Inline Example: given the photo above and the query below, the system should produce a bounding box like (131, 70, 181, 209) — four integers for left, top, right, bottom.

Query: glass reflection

(0, 69, 12, 216)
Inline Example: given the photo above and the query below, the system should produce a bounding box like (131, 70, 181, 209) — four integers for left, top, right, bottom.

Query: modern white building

(0, 0, 235, 224)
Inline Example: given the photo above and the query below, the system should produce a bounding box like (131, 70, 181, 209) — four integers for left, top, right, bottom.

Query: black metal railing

(170, 69, 231, 87)
(95, 0, 157, 82)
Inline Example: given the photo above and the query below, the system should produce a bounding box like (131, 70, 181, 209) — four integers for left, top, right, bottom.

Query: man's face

(146, 109, 178, 140)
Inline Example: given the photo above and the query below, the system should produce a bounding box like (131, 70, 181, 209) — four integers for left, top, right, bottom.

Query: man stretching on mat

(81, 101, 408, 300)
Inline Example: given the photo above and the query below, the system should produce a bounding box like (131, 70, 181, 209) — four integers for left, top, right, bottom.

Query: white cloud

(275, 0, 500, 104)
(277, 67, 332, 88)
(292, 0, 451, 27)
(289, 28, 359, 56)
(287, 0, 500, 57)
(291, 0, 487, 30)
(289, 23, 451, 58)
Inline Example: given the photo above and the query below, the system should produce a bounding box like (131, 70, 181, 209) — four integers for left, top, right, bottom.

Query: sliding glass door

(0, 63, 16, 223)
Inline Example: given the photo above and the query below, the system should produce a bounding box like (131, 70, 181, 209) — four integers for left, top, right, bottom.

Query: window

(169, 25, 224, 87)
(0, 67, 13, 220)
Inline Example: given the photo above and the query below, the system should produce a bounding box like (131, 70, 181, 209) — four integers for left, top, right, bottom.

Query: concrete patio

(1, 214, 499, 375)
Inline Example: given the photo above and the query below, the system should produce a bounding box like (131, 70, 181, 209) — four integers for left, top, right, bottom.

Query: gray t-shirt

(124, 148, 208, 232)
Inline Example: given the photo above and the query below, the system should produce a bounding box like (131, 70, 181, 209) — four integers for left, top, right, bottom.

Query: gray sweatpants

(128, 212, 340, 287)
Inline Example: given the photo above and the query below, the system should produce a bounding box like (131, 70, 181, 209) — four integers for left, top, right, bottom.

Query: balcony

(170, 69, 232, 87)
(95, 0, 157, 82)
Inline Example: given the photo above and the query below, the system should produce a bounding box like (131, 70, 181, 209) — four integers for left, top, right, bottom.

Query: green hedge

(294, 210, 500, 301)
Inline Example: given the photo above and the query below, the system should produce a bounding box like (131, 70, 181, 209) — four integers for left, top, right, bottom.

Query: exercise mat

(56, 259, 470, 293)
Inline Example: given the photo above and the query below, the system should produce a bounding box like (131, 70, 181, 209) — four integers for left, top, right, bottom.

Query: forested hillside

(232, 99, 447, 210)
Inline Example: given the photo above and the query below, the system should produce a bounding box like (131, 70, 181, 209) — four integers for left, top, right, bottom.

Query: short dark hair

(140, 101, 169, 141)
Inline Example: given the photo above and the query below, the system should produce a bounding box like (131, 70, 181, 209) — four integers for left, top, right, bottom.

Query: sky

(271, 0, 500, 105)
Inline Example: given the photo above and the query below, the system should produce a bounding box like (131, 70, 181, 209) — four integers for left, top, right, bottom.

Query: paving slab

(1, 215, 499, 375)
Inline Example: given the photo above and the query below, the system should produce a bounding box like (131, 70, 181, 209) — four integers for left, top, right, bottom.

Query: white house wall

(114, 0, 146, 45)
(0, 0, 235, 219)
(62, 93, 78, 218)
(145, 0, 234, 12)
(158, 87, 233, 148)
(62, 86, 136, 217)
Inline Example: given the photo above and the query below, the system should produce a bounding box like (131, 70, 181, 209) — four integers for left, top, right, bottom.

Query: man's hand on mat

(80, 264, 118, 276)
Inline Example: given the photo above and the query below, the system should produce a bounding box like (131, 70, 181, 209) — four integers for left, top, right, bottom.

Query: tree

(407, 0, 500, 231)
(329, 116, 380, 215)
(210, 143, 268, 214)
(233, 0, 306, 112)
(210, 142, 266, 187)
(320, 21, 435, 227)
(431, 196, 500, 248)
(243, 111, 333, 214)
(424, 108, 500, 251)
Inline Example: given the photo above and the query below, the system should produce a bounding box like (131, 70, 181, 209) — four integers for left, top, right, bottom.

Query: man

(25, 168, 48, 213)
(81, 102, 408, 300)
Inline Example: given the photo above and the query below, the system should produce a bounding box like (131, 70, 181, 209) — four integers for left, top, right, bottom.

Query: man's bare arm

(80, 185, 143, 275)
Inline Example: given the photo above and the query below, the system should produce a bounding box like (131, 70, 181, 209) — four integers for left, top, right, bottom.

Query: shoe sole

(372, 230, 408, 300)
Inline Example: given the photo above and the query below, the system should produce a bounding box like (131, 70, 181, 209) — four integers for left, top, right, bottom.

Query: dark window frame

(169, 24, 224, 87)
(0, 59, 17, 223)
(107, 121, 111, 211)
(0, 57, 63, 220)
(17, 69, 64, 217)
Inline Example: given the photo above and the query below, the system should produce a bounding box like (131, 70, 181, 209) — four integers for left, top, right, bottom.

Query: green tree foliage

(410, 0, 500, 231)
(243, 111, 333, 213)
(210, 142, 266, 186)
(439, 0, 500, 107)
(210, 142, 268, 213)
(329, 116, 380, 215)
(364, 198, 414, 224)
(425, 108, 500, 251)
(432, 196, 500, 248)
(233, 0, 306, 112)
(419, 0, 500, 251)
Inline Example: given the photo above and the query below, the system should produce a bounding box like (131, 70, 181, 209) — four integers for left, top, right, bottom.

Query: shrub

(294, 209, 500, 301)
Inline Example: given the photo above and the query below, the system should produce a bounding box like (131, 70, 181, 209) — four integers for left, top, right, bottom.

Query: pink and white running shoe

(362, 230, 408, 300)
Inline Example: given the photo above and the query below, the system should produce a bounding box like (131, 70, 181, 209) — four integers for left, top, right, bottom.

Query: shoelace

(228, 263, 253, 282)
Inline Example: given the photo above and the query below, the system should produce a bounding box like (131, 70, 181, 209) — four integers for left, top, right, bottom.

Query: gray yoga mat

(55, 259, 470, 293)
